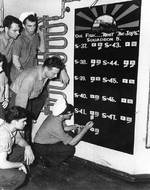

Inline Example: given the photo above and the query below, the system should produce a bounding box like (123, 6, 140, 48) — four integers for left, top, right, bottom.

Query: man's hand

(75, 122, 94, 133)
(74, 124, 84, 134)
(18, 163, 27, 174)
(85, 121, 94, 130)
(24, 145, 35, 165)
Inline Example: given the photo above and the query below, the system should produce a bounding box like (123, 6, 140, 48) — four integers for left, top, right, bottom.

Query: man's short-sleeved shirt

(0, 71, 8, 102)
(0, 32, 14, 63)
(12, 30, 39, 69)
(0, 124, 16, 154)
(34, 114, 73, 145)
(10, 65, 48, 108)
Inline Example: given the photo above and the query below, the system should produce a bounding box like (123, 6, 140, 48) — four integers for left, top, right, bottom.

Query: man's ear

(4, 26, 8, 33)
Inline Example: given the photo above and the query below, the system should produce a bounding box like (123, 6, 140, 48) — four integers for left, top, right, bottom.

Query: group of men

(0, 12, 94, 188)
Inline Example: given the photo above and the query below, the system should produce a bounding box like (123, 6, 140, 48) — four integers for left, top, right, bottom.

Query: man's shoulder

(21, 67, 38, 82)
(12, 67, 38, 86)
(43, 115, 62, 129)
(23, 66, 38, 75)
(0, 125, 10, 137)
(40, 114, 56, 128)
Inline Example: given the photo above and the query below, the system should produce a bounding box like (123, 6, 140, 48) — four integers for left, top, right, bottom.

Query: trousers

(33, 142, 75, 166)
(9, 87, 48, 144)
(0, 145, 26, 190)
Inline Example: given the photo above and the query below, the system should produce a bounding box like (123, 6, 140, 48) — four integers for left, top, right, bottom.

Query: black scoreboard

(74, 0, 141, 154)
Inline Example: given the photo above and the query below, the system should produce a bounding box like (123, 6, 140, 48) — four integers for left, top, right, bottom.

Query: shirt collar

(2, 123, 17, 138)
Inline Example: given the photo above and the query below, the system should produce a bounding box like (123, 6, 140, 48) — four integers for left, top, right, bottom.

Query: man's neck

(4, 32, 10, 41)
(24, 29, 35, 39)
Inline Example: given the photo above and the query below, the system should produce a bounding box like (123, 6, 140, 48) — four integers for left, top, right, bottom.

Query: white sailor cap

(19, 12, 35, 23)
(52, 97, 67, 116)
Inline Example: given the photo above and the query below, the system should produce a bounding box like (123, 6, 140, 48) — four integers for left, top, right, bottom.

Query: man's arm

(38, 29, 45, 52)
(2, 83, 9, 109)
(4, 83, 9, 102)
(0, 131, 26, 173)
(59, 67, 70, 86)
(68, 121, 94, 146)
(0, 151, 26, 172)
(12, 55, 23, 71)
(0, 74, 4, 98)
(15, 132, 35, 165)
(0, 85, 4, 101)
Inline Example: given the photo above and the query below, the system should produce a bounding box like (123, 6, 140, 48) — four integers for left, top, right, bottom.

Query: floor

(19, 157, 150, 190)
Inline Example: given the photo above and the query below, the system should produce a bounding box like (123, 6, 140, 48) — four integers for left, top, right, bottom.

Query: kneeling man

(0, 106, 35, 188)
(33, 97, 94, 167)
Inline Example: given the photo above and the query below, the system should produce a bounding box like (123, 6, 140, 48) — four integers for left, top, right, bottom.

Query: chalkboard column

(74, 1, 141, 154)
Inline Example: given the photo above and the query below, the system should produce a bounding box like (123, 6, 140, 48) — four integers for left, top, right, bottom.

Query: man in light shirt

(0, 106, 34, 189)
(10, 56, 65, 143)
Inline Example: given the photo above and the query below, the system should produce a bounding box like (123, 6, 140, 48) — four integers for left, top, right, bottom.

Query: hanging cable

(90, 0, 99, 8)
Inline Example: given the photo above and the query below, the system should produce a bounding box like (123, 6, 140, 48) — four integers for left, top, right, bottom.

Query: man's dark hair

(3, 15, 22, 28)
(5, 106, 27, 123)
(23, 14, 38, 25)
(61, 104, 74, 115)
(43, 56, 65, 70)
